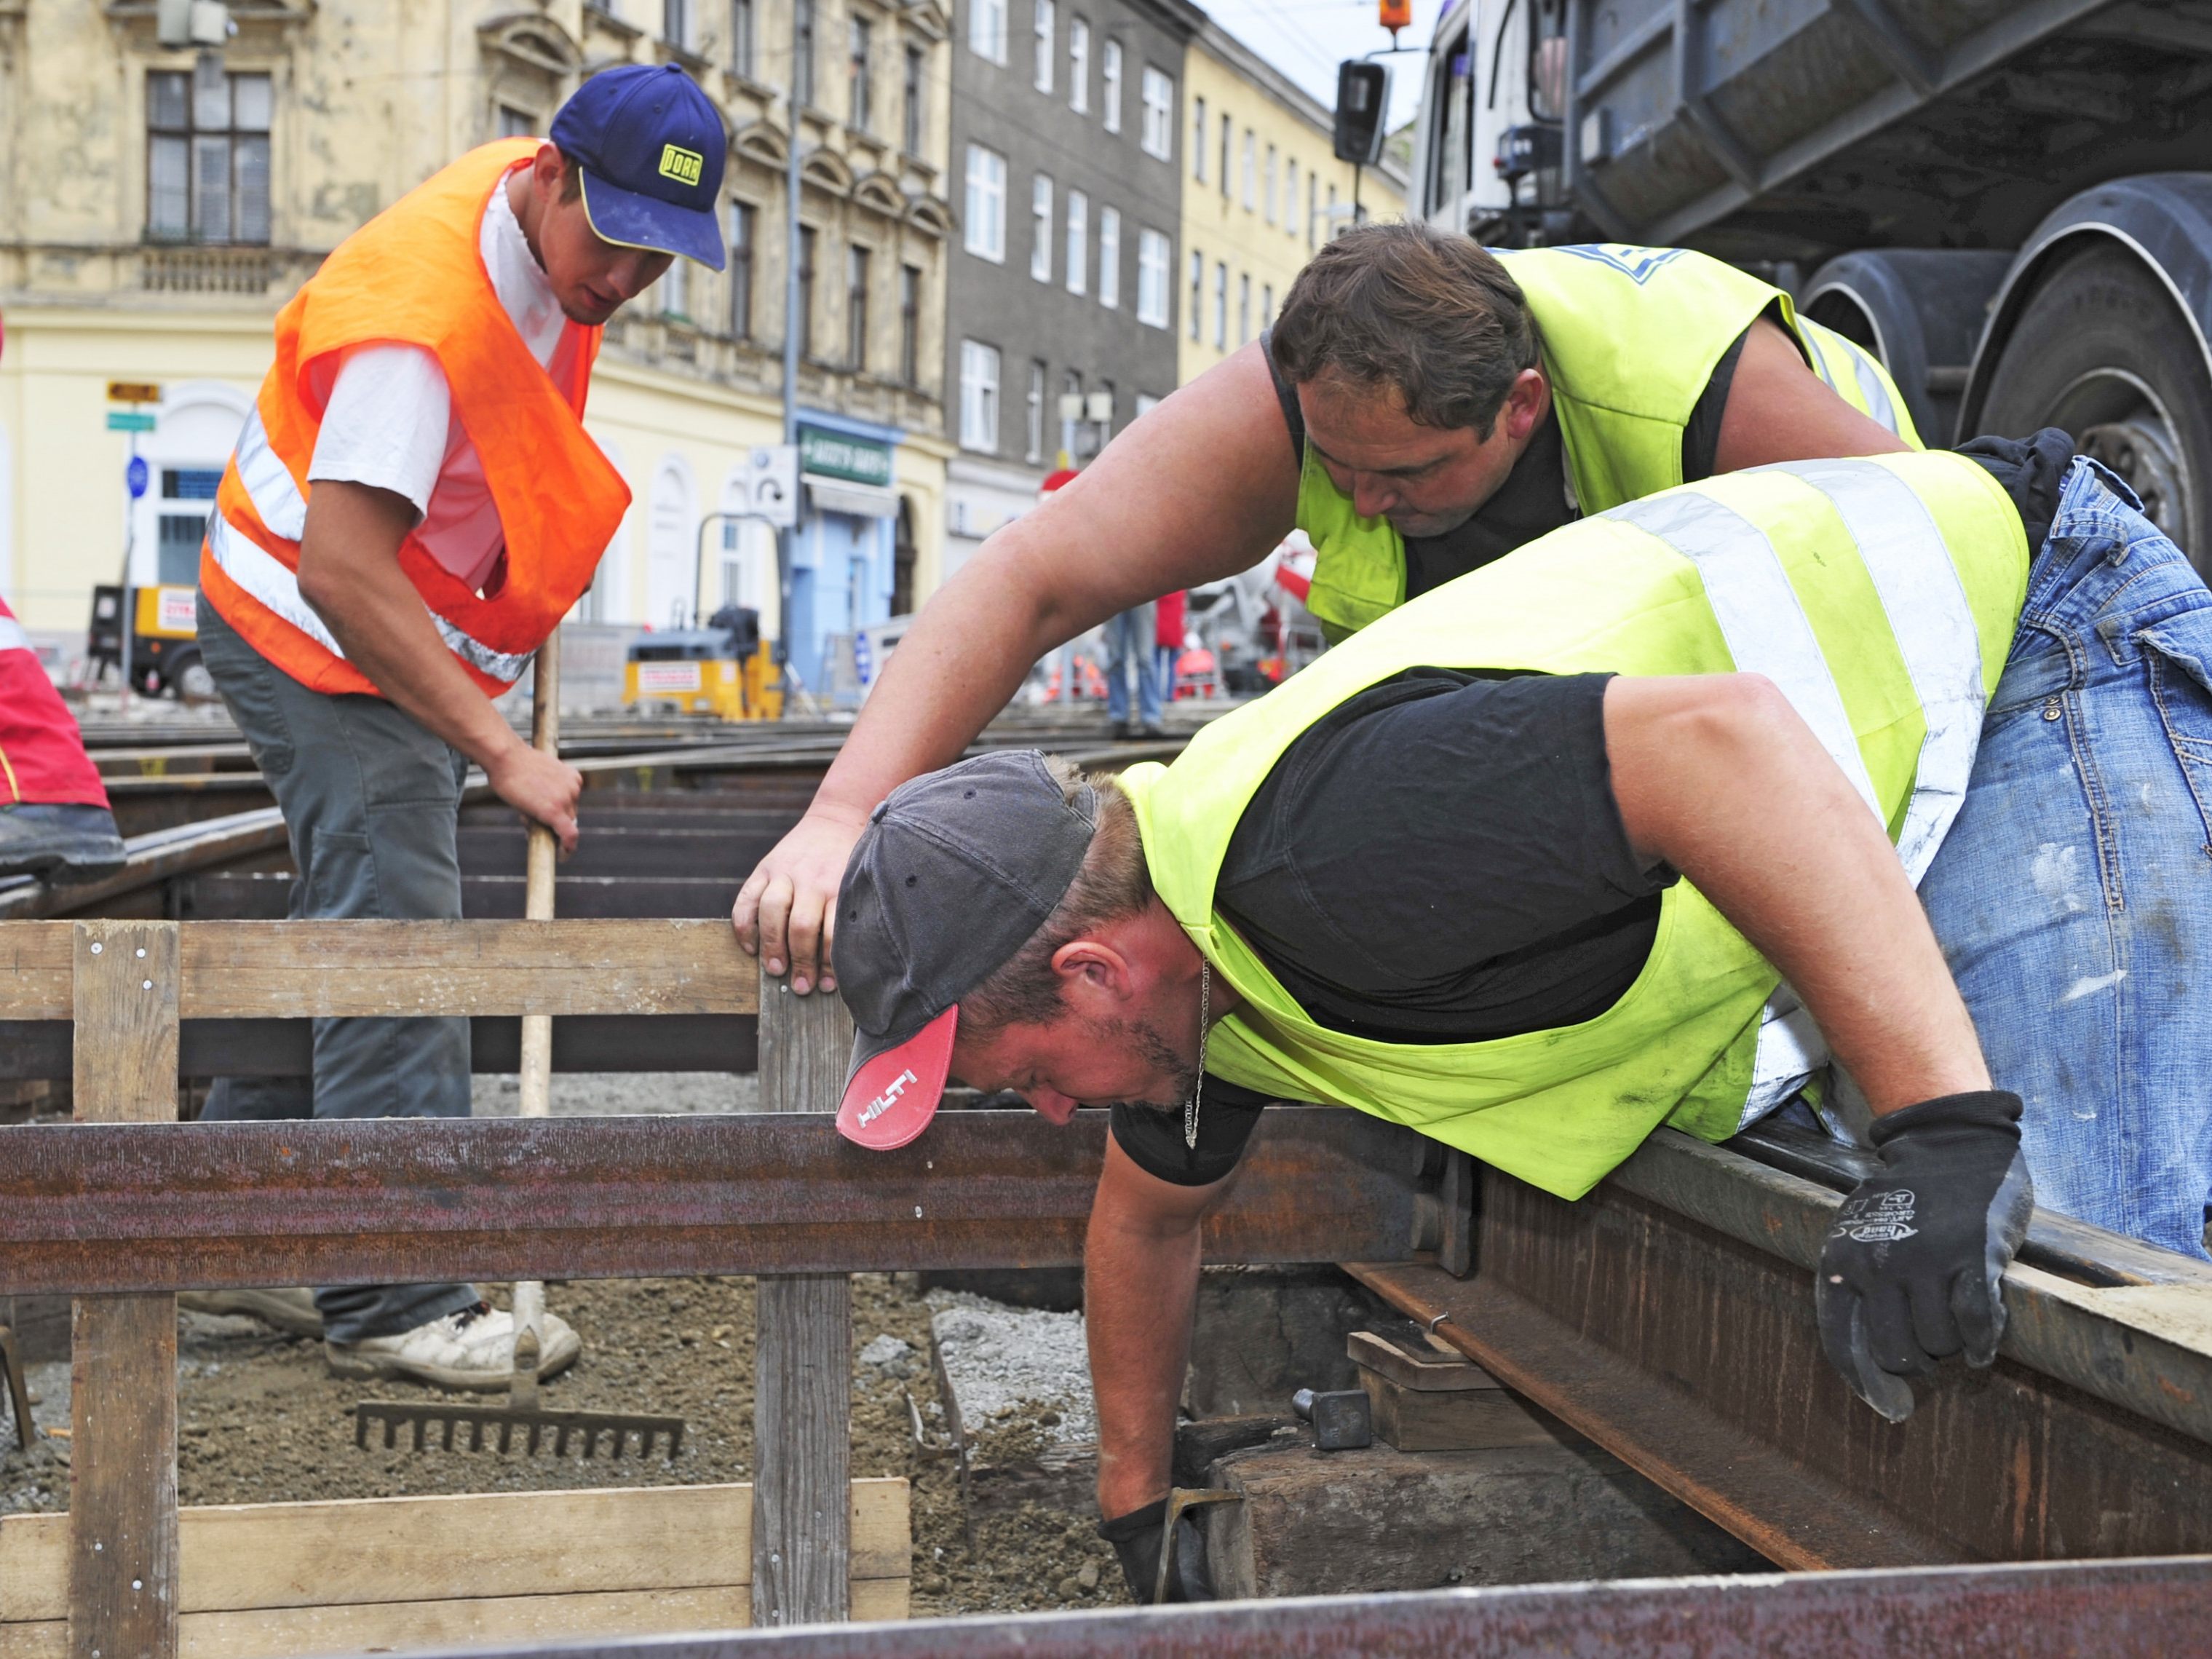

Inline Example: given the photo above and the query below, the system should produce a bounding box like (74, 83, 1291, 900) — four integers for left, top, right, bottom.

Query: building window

(729, 202, 756, 339)
(1135, 392, 1160, 417)
(1285, 158, 1299, 237)
(964, 144, 1007, 261)
(903, 46, 925, 152)
(1098, 206, 1119, 309)
(1069, 17, 1089, 111)
(1327, 181, 1338, 241)
(797, 225, 817, 357)
(1102, 39, 1122, 132)
(1261, 281, 1273, 328)
(497, 105, 536, 138)
(970, 0, 1007, 63)
(1060, 368, 1083, 456)
(960, 340, 1001, 452)
(1264, 144, 1277, 223)
(1140, 66, 1173, 160)
(1095, 379, 1115, 437)
(731, 0, 756, 77)
(147, 67, 272, 244)
(664, 0, 694, 48)
(1025, 360, 1047, 463)
(848, 15, 873, 132)
(1309, 172, 1320, 250)
(1212, 261, 1226, 349)
(847, 244, 871, 369)
(1237, 272, 1251, 346)
(900, 264, 921, 384)
(1241, 130, 1255, 210)
(1188, 249, 1202, 342)
(796, 0, 817, 106)
(1218, 112, 1231, 197)
(1064, 189, 1087, 296)
(1030, 174, 1053, 282)
(1136, 227, 1169, 328)
(1191, 96, 1205, 181)
(1032, 0, 1054, 94)
(661, 251, 689, 320)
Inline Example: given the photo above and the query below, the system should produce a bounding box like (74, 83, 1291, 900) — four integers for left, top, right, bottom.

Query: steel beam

(0, 1106, 1432, 1294)
(396, 1555, 2212, 1659)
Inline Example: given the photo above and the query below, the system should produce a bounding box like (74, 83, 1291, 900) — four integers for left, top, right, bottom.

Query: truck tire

(1978, 246, 2212, 571)
(169, 652, 216, 705)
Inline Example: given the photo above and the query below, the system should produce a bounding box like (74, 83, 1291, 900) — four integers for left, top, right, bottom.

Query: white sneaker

(325, 1303, 581, 1393)
(178, 1287, 322, 1337)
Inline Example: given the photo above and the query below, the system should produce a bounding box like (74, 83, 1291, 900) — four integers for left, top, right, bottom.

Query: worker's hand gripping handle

(510, 633, 562, 1410)
(1816, 1088, 2032, 1422)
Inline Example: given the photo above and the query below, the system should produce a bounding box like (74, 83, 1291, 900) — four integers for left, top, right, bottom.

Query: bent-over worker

(825, 433, 2212, 1599)
(0, 594, 127, 882)
(735, 222, 1919, 991)
(183, 66, 727, 1390)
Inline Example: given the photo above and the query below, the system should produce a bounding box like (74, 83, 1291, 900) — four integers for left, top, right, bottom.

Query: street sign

(107, 381, 162, 405)
(106, 411, 156, 432)
(747, 444, 799, 528)
(126, 456, 150, 499)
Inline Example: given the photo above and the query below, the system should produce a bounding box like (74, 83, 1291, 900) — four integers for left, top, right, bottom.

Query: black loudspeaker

(1333, 60, 1390, 165)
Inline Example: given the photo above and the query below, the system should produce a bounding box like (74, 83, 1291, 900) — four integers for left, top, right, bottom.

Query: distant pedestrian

(1103, 600, 1163, 739)
(1154, 590, 1186, 707)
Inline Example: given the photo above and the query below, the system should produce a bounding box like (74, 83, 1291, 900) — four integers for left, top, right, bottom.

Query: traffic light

(1379, 0, 1412, 32)
(1333, 61, 1391, 165)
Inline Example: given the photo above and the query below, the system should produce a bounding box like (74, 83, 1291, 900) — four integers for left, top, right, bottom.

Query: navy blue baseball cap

(550, 65, 726, 271)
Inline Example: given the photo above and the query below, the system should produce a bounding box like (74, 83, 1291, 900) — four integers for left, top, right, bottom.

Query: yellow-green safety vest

(1300, 244, 1924, 641)
(1123, 452, 2025, 1200)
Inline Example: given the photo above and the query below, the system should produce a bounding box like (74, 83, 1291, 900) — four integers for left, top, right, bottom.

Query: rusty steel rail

(404, 1556, 2212, 1658)
(0, 1107, 1435, 1295)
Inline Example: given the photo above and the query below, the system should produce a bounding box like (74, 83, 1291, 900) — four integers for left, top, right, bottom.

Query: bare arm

(1713, 317, 1913, 474)
(1087, 1136, 1231, 1519)
(734, 341, 1301, 991)
(296, 479, 582, 851)
(1603, 673, 1988, 1114)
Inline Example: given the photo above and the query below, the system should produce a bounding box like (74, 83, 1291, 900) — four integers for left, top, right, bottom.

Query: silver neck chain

(1184, 959, 1210, 1151)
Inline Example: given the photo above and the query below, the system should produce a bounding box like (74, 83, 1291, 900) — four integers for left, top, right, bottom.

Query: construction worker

(825, 434, 2212, 1599)
(736, 221, 1918, 994)
(181, 66, 727, 1390)
(0, 595, 127, 882)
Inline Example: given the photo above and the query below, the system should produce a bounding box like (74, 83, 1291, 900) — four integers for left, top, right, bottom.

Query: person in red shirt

(0, 595, 127, 882)
(1153, 590, 1186, 706)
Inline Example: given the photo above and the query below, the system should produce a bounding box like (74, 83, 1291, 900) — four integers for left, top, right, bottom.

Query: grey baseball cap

(833, 751, 1098, 1149)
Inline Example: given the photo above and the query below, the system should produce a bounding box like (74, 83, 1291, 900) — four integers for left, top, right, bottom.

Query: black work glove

(1817, 1089, 2032, 1422)
(1099, 1497, 1215, 1604)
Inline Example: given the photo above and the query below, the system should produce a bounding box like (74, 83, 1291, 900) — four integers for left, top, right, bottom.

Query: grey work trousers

(196, 593, 481, 1344)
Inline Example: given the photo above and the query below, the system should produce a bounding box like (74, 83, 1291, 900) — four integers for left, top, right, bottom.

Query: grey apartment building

(943, 0, 1201, 574)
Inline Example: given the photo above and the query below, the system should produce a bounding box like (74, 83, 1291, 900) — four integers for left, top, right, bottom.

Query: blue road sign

(126, 455, 150, 499)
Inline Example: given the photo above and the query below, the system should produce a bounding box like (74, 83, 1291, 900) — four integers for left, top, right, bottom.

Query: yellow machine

(90, 583, 212, 699)
(623, 606, 783, 720)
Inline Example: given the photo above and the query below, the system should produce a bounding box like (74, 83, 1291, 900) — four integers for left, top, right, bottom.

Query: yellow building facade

(0, 0, 956, 700)
(1177, 20, 1403, 387)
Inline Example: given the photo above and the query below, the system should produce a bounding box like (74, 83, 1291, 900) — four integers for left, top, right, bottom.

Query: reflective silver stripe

(207, 512, 534, 684)
(232, 406, 308, 541)
(1604, 488, 1883, 815)
(1836, 336, 1901, 436)
(1798, 326, 1842, 394)
(0, 615, 30, 653)
(1743, 983, 1826, 1130)
(1781, 459, 1986, 883)
(206, 512, 347, 657)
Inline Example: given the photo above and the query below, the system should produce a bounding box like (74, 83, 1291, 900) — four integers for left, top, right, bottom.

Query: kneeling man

(830, 432, 2212, 1593)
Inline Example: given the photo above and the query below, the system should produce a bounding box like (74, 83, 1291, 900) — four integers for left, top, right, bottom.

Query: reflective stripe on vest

(1126, 451, 2029, 1200)
(1601, 459, 1986, 1128)
(1799, 317, 1903, 439)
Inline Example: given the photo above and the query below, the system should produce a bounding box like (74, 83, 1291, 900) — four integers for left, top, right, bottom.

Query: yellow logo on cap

(658, 143, 705, 187)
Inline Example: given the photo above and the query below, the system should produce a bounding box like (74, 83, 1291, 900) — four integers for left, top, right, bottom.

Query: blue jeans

(1919, 460, 2212, 1259)
(1155, 643, 1180, 707)
(1105, 604, 1161, 728)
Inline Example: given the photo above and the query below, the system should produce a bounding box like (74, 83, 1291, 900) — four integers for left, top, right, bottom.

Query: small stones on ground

(860, 1334, 917, 1378)
(1078, 1562, 1099, 1591)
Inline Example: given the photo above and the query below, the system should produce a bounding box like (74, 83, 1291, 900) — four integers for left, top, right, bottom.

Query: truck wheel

(170, 653, 217, 705)
(1979, 246, 2212, 570)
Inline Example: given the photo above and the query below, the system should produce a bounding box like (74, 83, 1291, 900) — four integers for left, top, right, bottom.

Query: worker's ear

(1497, 367, 1547, 445)
(1051, 937, 1135, 1016)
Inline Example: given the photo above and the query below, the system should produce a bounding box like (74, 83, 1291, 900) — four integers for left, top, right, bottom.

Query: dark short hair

(1270, 222, 1539, 437)
(557, 147, 583, 202)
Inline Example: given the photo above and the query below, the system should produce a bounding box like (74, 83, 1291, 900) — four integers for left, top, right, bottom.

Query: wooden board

(1361, 1374, 1567, 1453)
(0, 1579, 905, 1658)
(0, 1482, 908, 1623)
(69, 919, 182, 1659)
(0, 921, 760, 1021)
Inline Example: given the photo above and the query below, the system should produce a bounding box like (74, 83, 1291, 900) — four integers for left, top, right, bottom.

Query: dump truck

(87, 583, 211, 700)
(624, 604, 782, 720)
(1404, 0, 2212, 566)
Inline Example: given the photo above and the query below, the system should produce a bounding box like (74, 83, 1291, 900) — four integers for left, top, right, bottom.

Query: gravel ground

(0, 1074, 1127, 1621)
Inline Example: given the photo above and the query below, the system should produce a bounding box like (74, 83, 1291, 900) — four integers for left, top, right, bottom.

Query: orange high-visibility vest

(199, 140, 630, 697)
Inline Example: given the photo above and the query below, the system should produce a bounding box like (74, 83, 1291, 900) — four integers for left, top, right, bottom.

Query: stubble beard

(1092, 1014, 1197, 1113)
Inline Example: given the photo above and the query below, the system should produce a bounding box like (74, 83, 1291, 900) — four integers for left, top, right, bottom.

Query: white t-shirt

(304, 171, 587, 592)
